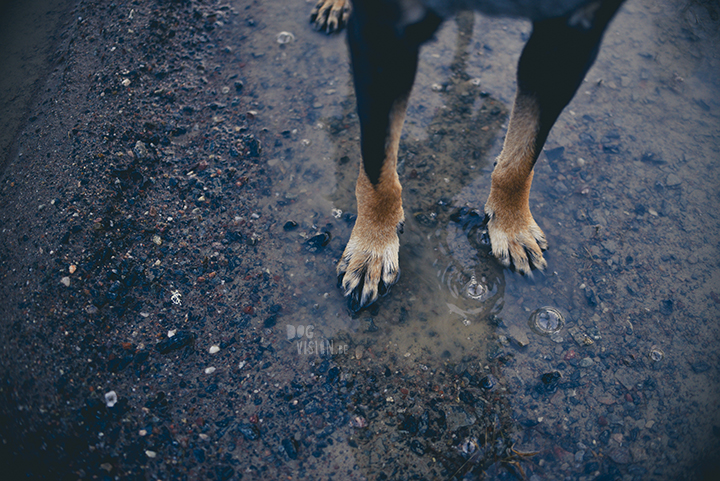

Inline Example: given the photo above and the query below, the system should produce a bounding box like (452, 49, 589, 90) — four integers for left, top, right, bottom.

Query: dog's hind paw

(485, 207, 548, 275)
(310, 0, 351, 34)
(337, 233, 400, 312)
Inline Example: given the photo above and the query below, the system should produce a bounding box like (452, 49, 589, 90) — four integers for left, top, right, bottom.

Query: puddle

(233, 0, 720, 478)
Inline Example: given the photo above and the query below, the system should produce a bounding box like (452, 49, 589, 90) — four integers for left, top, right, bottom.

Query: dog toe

(487, 214, 548, 274)
(337, 250, 400, 312)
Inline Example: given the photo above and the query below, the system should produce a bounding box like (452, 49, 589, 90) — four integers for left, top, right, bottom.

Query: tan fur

(338, 96, 409, 306)
(485, 92, 548, 274)
(311, 0, 351, 32)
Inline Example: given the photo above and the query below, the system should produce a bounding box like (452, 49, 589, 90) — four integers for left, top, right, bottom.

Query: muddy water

(233, 0, 719, 479)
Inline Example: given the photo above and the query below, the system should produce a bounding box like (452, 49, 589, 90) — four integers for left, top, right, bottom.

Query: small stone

(568, 326, 594, 346)
(60, 277, 71, 287)
(205, 367, 216, 374)
(579, 357, 595, 368)
(152, 235, 162, 245)
(608, 447, 631, 464)
(145, 450, 157, 458)
(666, 174, 682, 187)
(122, 78, 131, 87)
(69, 264, 77, 274)
(139, 429, 147, 436)
(209, 345, 220, 354)
(354, 346, 363, 359)
(507, 325, 530, 347)
(104, 391, 118, 407)
(100, 463, 113, 472)
(602, 240, 618, 254)
(133, 141, 148, 159)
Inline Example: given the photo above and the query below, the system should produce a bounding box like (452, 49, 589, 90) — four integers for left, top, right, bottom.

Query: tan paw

(337, 223, 402, 312)
(485, 204, 547, 275)
(310, 0, 351, 33)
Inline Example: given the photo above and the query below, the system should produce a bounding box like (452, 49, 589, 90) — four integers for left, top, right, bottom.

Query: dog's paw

(310, 0, 351, 33)
(337, 229, 400, 312)
(485, 205, 548, 275)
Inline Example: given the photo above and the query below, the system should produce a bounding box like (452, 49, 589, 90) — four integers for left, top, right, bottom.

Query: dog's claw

(310, 0, 351, 34)
(485, 210, 548, 274)
(337, 244, 400, 312)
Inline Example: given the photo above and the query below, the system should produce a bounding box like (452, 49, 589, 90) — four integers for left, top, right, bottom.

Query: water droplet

(276, 31, 295, 44)
(649, 347, 664, 362)
(465, 275, 488, 301)
(529, 307, 565, 335)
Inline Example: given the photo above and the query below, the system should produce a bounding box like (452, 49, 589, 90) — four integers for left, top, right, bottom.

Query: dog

(311, 0, 625, 311)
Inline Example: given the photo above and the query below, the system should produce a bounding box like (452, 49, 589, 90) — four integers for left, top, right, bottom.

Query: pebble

(209, 345, 220, 354)
(507, 325, 530, 347)
(579, 357, 595, 368)
(568, 326, 594, 346)
(205, 367, 216, 374)
(60, 277, 71, 287)
(156, 330, 196, 354)
(133, 141, 148, 159)
(104, 391, 118, 408)
(666, 173, 682, 186)
(145, 450, 157, 458)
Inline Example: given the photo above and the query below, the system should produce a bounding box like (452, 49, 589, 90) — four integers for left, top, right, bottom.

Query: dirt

(1, 0, 720, 480)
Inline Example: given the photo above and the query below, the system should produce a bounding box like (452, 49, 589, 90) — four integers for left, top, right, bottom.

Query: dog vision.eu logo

(287, 324, 348, 356)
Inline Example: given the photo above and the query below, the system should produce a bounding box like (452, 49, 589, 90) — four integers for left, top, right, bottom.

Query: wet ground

(0, 0, 719, 479)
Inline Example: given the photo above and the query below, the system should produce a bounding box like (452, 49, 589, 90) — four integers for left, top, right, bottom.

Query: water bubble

(276, 31, 295, 44)
(649, 347, 664, 362)
(465, 275, 489, 301)
(529, 307, 565, 335)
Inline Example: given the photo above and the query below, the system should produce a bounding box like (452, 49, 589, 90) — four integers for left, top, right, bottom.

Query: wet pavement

(0, 0, 719, 479)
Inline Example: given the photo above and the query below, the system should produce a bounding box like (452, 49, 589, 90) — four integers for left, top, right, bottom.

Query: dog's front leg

(485, 0, 624, 274)
(339, 1, 440, 311)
